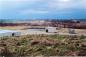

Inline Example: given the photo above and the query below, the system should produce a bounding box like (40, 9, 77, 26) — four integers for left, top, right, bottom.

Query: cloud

(0, 0, 41, 8)
(0, 0, 40, 2)
(20, 9, 49, 14)
(1, 0, 86, 10)
(78, 0, 86, 9)
(0, 0, 86, 19)
(18, 0, 86, 16)
(47, 0, 86, 10)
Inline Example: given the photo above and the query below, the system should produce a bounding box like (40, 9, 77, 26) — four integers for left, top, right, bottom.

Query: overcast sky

(0, 0, 86, 19)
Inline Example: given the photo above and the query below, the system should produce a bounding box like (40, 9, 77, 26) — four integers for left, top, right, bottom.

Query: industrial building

(0, 30, 21, 37)
(45, 27, 57, 33)
(68, 28, 76, 34)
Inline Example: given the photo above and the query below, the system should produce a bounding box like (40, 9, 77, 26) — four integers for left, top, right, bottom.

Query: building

(45, 27, 57, 33)
(68, 28, 76, 34)
(0, 30, 21, 37)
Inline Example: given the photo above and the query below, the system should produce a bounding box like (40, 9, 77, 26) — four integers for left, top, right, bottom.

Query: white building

(68, 28, 76, 34)
(45, 27, 57, 33)
(0, 30, 21, 37)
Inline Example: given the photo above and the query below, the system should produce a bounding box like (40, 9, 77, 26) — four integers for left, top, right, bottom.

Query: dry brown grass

(0, 35, 86, 56)
(0, 26, 29, 30)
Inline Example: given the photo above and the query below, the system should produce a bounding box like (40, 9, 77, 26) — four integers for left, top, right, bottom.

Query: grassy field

(0, 35, 86, 56)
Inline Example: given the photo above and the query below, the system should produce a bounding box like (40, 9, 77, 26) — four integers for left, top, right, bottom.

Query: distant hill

(0, 19, 86, 23)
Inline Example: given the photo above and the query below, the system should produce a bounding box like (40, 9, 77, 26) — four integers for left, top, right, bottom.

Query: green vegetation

(0, 35, 86, 56)
(48, 35, 67, 41)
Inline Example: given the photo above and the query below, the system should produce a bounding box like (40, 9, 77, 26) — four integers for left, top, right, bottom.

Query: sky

(0, 0, 86, 20)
